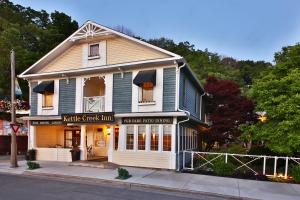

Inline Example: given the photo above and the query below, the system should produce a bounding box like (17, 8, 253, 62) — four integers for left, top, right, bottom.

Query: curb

(22, 171, 249, 200)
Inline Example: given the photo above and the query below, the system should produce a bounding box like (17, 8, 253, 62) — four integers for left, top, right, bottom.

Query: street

(0, 173, 233, 200)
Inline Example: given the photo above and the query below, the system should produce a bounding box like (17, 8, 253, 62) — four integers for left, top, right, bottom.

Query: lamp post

(10, 49, 18, 168)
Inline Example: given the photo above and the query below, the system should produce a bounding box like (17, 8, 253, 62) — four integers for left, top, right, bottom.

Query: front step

(69, 161, 118, 169)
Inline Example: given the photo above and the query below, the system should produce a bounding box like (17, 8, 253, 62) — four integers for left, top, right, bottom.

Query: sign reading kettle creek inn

(62, 112, 115, 124)
(122, 117, 173, 124)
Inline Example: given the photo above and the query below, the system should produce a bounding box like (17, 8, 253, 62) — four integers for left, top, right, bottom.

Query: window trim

(88, 43, 100, 59)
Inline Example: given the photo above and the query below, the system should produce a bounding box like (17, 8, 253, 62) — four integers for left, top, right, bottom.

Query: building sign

(62, 113, 115, 124)
(122, 117, 173, 124)
(31, 120, 63, 126)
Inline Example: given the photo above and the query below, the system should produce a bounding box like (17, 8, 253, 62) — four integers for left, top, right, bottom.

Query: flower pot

(70, 149, 81, 161)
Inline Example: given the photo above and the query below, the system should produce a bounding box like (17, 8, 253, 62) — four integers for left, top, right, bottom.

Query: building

(19, 21, 206, 170)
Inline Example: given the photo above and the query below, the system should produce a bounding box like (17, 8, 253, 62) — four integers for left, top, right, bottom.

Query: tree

(245, 44, 300, 155)
(0, 0, 78, 99)
(203, 76, 256, 151)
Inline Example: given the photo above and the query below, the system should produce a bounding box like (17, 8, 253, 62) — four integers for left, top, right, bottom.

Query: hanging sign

(62, 112, 115, 124)
(122, 117, 173, 124)
(10, 123, 20, 133)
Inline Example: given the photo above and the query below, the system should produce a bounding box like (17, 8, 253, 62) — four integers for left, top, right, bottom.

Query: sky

(11, 0, 300, 62)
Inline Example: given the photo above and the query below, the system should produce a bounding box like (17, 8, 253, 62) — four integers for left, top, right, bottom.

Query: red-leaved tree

(203, 76, 257, 151)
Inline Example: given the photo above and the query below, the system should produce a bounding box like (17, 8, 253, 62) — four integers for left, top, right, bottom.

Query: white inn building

(19, 21, 207, 170)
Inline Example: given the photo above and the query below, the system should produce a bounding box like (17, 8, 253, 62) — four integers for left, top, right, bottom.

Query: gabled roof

(19, 20, 182, 78)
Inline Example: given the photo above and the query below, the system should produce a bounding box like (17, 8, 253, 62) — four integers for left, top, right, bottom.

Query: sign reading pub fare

(62, 112, 115, 124)
(122, 117, 173, 124)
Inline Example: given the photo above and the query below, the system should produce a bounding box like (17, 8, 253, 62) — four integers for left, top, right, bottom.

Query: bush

(212, 160, 235, 177)
(291, 165, 300, 184)
(116, 168, 131, 180)
(27, 161, 40, 170)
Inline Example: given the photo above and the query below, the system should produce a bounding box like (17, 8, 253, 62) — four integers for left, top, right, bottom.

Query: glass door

(64, 130, 81, 148)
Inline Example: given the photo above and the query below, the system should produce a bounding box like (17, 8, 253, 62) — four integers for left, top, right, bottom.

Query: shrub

(212, 160, 235, 177)
(116, 168, 131, 180)
(27, 161, 40, 170)
(291, 165, 300, 184)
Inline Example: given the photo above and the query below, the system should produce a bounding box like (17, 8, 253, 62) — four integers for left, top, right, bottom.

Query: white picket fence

(183, 151, 300, 179)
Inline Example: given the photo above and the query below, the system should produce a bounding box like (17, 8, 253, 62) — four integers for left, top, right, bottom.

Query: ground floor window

(163, 125, 172, 151)
(114, 127, 119, 150)
(150, 125, 159, 151)
(138, 125, 146, 150)
(126, 126, 134, 150)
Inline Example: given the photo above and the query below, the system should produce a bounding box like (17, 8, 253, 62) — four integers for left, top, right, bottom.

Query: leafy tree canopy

(244, 43, 300, 155)
(203, 76, 256, 151)
(0, 0, 78, 99)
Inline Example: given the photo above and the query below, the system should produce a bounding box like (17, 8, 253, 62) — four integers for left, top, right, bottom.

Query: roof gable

(20, 21, 181, 77)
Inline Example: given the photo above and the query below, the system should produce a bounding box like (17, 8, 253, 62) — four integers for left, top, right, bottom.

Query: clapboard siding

(30, 82, 38, 116)
(179, 71, 200, 119)
(113, 72, 132, 113)
(58, 78, 76, 114)
(163, 67, 176, 111)
(39, 44, 82, 73)
(107, 37, 169, 65)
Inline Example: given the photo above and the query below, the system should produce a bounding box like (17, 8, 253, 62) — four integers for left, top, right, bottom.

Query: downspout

(176, 62, 190, 171)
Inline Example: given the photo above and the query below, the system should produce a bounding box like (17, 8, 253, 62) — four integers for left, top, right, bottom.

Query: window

(138, 125, 146, 150)
(150, 125, 159, 151)
(126, 126, 134, 150)
(114, 127, 119, 150)
(43, 91, 53, 107)
(163, 125, 172, 151)
(140, 82, 154, 103)
(88, 43, 99, 58)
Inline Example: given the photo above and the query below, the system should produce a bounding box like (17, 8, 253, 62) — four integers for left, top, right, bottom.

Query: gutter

(176, 61, 190, 171)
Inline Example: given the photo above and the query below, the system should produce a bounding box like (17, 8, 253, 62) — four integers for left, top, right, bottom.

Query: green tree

(244, 44, 300, 155)
(0, 0, 78, 99)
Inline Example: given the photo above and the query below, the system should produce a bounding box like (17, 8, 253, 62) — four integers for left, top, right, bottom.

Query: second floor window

(141, 82, 154, 103)
(43, 91, 53, 107)
(88, 43, 99, 57)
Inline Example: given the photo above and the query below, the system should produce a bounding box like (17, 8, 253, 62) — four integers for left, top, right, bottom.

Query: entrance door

(64, 130, 81, 148)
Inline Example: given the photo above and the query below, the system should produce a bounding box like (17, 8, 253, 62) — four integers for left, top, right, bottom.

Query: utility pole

(10, 49, 18, 168)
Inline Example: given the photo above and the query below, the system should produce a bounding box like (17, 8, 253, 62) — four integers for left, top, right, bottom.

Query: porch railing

(183, 151, 300, 179)
(83, 96, 105, 113)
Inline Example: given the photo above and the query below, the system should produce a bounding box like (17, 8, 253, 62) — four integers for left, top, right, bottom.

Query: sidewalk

(0, 160, 300, 200)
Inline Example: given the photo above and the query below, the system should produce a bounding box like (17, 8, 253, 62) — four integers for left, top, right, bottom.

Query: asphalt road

(0, 173, 235, 200)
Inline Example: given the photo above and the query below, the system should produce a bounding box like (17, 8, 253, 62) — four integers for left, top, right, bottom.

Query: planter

(26, 149, 36, 161)
(70, 149, 81, 161)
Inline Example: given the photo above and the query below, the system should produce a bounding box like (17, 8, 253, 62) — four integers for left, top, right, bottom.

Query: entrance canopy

(133, 70, 156, 86)
(33, 81, 54, 94)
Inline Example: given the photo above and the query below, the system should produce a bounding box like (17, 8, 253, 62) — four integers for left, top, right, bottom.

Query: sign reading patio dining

(122, 117, 173, 124)
(62, 112, 115, 124)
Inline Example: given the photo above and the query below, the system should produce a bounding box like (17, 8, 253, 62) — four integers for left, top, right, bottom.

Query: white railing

(83, 96, 105, 113)
(183, 151, 300, 179)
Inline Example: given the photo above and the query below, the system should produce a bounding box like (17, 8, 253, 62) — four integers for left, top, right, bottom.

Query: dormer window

(88, 43, 100, 59)
(133, 70, 156, 104)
